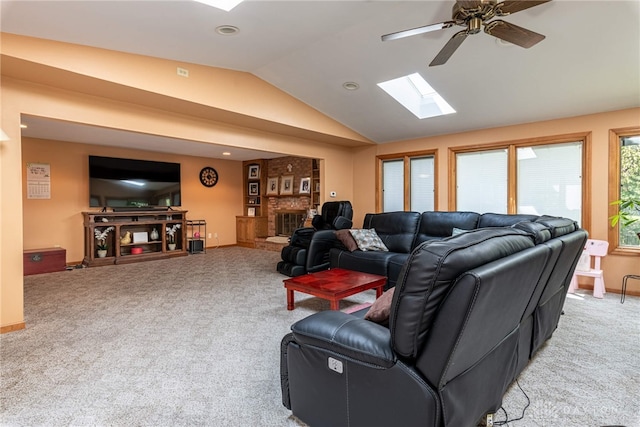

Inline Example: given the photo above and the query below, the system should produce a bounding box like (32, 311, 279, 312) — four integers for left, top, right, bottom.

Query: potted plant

(166, 224, 181, 250)
(94, 226, 114, 257)
(610, 198, 640, 243)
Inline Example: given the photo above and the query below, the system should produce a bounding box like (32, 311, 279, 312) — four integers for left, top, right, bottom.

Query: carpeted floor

(1, 246, 638, 427)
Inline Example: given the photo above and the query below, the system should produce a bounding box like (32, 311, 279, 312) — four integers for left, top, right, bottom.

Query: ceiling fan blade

(496, 0, 551, 16)
(429, 30, 468, 67)
(484, 20, 545, 48)
(381, 21, 455, 42)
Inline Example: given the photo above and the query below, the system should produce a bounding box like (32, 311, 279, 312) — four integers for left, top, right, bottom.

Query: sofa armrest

(332, 215, 353, 230)
(305, 229, 340, 273)
(291, 311, 395, 368)
(289, 227, 315, 248)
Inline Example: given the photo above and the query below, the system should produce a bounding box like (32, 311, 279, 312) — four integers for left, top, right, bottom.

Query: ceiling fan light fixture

(215, 25, 240, 36)
(383, 0, 551, 66)
(342, 82, 360, 91)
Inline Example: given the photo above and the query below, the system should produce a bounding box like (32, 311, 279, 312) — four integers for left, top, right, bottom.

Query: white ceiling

(2, 0, 639, 159)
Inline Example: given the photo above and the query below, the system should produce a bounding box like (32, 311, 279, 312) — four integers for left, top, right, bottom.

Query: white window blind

(410, 157, 434, 212)
(382, 159, 404, 212)
(517, 142, 582, 224)
(456, 150, 508, 213)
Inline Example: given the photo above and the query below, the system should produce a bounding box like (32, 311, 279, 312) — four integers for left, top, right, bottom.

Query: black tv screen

(89, 155, 181, 209)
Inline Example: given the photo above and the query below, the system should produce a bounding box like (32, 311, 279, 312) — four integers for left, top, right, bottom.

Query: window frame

(376, 149, 438, 212)
(448, 132, 591, 232)
(608, 126, 640, 255)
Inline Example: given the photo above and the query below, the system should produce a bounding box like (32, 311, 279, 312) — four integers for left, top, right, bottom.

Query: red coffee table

(284, 268, 386, 310)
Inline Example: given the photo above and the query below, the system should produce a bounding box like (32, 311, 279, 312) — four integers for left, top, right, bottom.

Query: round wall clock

(199, 166, 219, 187)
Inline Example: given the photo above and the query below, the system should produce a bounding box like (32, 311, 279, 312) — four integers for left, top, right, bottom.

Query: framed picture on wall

(247, 207, 256, 217)
(266, 177, 279, 195)
(248, 164, 260, 180)
(299, 177, 311, 194)
(248, 182, 260, 196)
(280, 175, 294, 195)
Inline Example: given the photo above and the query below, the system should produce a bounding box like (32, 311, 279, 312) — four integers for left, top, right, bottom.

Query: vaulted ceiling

(2, 1, 639, 158)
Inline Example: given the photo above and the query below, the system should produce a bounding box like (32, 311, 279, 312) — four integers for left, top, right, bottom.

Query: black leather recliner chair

(277, 201, 353, 277)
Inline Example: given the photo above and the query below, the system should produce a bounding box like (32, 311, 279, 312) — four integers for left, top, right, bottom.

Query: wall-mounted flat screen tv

(89, 155, 181, 209)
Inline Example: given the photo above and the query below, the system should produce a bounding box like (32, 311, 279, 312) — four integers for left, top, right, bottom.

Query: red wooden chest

(23, 247, 66, 276)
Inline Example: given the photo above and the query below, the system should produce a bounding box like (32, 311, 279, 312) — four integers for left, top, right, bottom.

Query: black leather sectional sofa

(308, 211, 561, 289)
(280, 211, 587, 427)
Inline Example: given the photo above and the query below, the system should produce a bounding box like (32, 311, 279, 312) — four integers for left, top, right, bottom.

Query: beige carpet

(1, 246, 638, 426)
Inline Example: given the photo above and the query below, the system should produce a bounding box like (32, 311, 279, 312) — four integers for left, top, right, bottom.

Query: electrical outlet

(207, 233, 212, 239)
(214, 232, 218, 239)
(177, 67, 189, 77)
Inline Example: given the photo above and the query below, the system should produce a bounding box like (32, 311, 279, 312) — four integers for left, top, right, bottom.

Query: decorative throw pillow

(349, 228, 389, 252)
(364, 287, 395, 324)
(335, 229, 358, 252)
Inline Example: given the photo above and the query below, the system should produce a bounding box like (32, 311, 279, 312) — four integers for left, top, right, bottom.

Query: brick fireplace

(266, 156, 314, 237)
(268, 196, 311, 236)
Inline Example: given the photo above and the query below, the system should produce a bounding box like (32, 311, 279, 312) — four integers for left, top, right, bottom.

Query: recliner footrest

(281, 246, 307, 265)
(277, 261, 307, 277)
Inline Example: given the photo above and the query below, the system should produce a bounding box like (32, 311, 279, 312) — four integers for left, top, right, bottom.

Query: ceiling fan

(381, 0, 551, 66)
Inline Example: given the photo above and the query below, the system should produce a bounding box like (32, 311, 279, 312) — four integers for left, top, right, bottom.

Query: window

(382, 159, 404, 212)
(451, 133, 590, 228)
(410, 157, 435, 212)
(378, 151, 436, 212)
(609, 127, 640, 252)
(456, 149, 508, 213)
(516, 142, 582, 223)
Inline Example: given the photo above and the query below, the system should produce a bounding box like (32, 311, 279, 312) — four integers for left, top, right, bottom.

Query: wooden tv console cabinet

(82, 210, 188, 267)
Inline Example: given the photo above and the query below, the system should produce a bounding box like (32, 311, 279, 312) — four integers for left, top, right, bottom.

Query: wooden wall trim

(608, 126, 640, 254)
(376, 149, 437, 212)
(449, 132, 591, 229)
(1, 322, 26, 334)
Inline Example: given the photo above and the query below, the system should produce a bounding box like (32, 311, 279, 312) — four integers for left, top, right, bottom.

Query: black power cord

(494, 379, 531, 426)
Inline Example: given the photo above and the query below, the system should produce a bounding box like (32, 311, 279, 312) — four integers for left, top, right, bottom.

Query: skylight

(377, 73, 455, 119)
(192, 0, 244, 12)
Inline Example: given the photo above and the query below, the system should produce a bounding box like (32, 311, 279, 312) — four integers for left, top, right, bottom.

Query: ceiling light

(222, 152, 231, 156)
(20, 124, 28, 128)
(377, 73, 455, 119)
(342, 82, 359, 91)
(193, 0, 244, 12)
(215, 25, 239, 36)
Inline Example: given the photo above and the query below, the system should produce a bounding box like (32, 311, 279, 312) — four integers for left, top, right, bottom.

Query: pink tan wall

(351, 108, 640, 296)
(21, 138, 244, 263)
